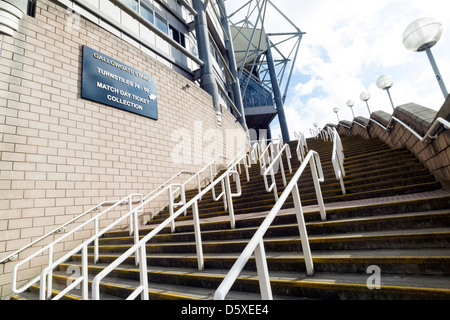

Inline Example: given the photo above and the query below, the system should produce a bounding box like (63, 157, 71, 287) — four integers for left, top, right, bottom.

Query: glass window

(169, 25, 180, 43)
(155, 13, 168, 34)
(140, 3, 154, 24)
(169, 25, 187, 48)
(123, 0, 138, 12)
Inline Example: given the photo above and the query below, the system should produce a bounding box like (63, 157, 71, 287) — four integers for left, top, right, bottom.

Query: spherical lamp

(403, 18, 448, 98)
(377, 75, 395, 111)
(360, 91, 371, 115)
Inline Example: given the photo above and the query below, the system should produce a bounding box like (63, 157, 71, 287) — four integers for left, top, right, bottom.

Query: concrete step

(51, 263, 450, 300)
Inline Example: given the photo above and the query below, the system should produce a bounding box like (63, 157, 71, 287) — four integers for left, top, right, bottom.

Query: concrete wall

(0, 0, 248, 298)
(332, 96, 450, 191)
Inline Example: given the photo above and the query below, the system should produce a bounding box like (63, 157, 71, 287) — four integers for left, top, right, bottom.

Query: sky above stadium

(227, 0, 450, 138)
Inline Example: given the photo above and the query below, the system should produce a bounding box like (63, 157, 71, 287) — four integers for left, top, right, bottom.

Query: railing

(91, 151, 252, 300)
(263, 143, 292, 201)
(294, 131, 308, 162)
(9, 151, 239, 299)
(331, 127, 346, 195)
(259, 135, 283, 172)
(0, 194, 143, 265)
(214, 150, 326, 300)
(379, 116, 450, 143)
(2, 156, 225, 266)
(11, 193, 144, 299)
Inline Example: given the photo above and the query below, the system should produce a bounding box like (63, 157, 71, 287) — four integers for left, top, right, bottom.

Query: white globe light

(377, 75, 394, 90)
(333, 107, 339, 113)
(403, 17, 443, 52)
(360, 91, 370, 101)
(346, 100, 354, 108)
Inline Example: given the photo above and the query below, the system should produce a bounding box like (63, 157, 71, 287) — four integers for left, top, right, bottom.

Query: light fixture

(333, 107, 340, 122)
(182, 84, 191, 91)
(360, 91, 371, 115)
(377, 75, 395, 111)
(346, 100, 355, 118)
(402, 17, 448, 98)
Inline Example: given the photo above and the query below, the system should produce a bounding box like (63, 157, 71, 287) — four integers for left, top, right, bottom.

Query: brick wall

(333, 97, 450, 191)
(0, 0, 248, 298)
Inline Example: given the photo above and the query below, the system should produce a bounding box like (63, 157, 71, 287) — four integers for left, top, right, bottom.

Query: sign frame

(81, 45, 158, 120)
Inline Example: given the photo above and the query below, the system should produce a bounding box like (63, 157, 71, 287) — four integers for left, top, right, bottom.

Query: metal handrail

(389, 116, 450, 142)
(214, 150, 326, 300)
(0, 194, 143, 265)
(262, 143, 292, 201)
(11, 193, 144, 298)
(294, 131, 308, 162)
(348, 115, 450, 144)
(90, 151, 252, 300)
(2, 155, 226, 266)
(259, 135, 283, 171)
(14, 148, 250, 300)
(331, 127, 346, 195)
(9, 151, 238, 298)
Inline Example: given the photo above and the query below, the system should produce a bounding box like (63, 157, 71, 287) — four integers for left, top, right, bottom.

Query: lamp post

(402, 17, 448, 98)
(377, 75, 395, 111)
(360, 91, 371, 115)
(346, 100, 355, 118)
(333, 107, 340, 122)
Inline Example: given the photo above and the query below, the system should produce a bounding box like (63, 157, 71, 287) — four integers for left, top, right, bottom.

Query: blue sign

(81, 45, 158, 120)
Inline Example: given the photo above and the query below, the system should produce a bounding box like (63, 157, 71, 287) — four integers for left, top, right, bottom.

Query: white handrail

(2, 156, 224, 266)
(0, 196, 142, 265)
(295, 131, 308, 162)
(346, 115, 450, 144)
(91, 151, 252, 300)
(262, 143, 292, 201)
(10, 150, 241, 299)
(11, 193, 143, 298)
(214, 150, 326, 300)
(331, 128, 346, 195)
(259, 135, 283, 172)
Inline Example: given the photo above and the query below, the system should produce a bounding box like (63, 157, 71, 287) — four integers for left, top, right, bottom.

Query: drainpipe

(192, 0, 222, 126)
(218, 0, 248, 133)
(266, 35, 290, 142)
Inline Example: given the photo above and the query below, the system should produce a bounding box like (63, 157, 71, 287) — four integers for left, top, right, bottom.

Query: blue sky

(228, 0, 450, 139)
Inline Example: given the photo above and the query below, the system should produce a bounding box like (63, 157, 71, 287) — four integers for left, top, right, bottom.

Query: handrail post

(94, 217, 99, 264)
(46, 246, 53, 300)
(128, 194, 134, 236)
(39, 271, 47, 300)
(81, 244, 89, 300)
(254, 240, 273, 300)
(225, 174, 236, 229)
(291, 183, 314, 275)
(138, 244, 149, 300)
(168, 186, 176, 233)
(192, 200, 204, 271)
(310, 155, 326, 221)
(133, 208, 140, 266)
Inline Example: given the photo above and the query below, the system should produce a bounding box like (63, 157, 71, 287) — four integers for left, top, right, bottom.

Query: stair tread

(94, 228, 450, 249)
(78, 248, 450, 259)
(58, 263, 450, 291)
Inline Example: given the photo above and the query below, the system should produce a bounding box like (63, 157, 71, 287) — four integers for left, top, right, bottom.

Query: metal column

(218, 0, 248, 133)
(192, 0, 222, 125)
(266, 35, 290, 142)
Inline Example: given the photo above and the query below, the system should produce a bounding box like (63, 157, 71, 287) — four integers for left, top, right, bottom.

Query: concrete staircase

(13, 136, 450, 300)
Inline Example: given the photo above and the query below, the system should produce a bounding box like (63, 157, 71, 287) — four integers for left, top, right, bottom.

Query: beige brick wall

(0, 0, 248, 298)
